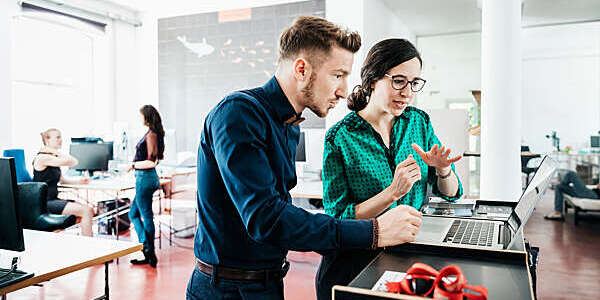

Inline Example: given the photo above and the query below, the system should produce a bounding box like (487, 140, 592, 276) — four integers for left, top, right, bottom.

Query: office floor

(7, 189, 600, 300)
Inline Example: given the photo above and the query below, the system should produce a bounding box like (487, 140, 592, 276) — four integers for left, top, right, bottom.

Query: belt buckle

(281, 259, 290, 277)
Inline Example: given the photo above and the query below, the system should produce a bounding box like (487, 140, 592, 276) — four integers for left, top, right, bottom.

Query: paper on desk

(371, 271, 407, 292)
(372, 270, 457, 293)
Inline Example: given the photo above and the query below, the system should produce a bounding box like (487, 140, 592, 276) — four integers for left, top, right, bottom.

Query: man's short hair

(278, 16, 361, 65)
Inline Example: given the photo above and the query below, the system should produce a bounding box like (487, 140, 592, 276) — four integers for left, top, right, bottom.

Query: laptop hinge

(498, 224, 506, 247)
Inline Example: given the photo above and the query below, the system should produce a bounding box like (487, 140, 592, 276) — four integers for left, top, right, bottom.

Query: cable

(0, 257, 19, 280)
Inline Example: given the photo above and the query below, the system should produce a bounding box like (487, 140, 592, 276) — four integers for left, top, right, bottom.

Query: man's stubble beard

(301, 73, 327, 118)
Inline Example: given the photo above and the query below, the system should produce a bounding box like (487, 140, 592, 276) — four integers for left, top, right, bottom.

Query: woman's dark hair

(140, 104, 165, 159)
(347, 38, 422, 111)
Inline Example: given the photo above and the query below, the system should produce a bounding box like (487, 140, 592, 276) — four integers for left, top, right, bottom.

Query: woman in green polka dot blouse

(316, 39, 463, 300)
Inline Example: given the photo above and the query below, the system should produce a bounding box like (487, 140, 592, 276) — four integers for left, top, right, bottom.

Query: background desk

(290, 180, 323, 200)
(0, 230, 140, 299)
(463, 151, 541, 158)
(59, 178, 172, 248)
(158, 166, 196, 197)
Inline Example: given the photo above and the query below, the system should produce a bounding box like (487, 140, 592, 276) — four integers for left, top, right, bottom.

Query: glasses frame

(384, 73, 427, 92)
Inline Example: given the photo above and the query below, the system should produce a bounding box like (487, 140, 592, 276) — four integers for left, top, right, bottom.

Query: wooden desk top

(0, 230, 141, 294)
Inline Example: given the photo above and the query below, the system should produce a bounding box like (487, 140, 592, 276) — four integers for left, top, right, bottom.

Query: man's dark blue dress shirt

(194, 77, 374, 270)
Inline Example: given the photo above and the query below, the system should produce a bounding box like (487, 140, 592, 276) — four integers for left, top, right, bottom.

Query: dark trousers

(315, 249, 379, 300)
(129, 169, 159, 251)
(186, 268, 284, 300)
(555, 171, 599, 211)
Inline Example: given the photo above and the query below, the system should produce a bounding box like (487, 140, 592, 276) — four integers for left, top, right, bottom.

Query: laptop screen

(506, 156, 557, 247)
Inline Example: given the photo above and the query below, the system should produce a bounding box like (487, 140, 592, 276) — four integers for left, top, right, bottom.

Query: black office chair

(521, 146, 539, 187)
(16, 182, 76, 231)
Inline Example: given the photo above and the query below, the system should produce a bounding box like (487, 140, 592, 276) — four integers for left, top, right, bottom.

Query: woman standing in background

(128, 105, 165, 268)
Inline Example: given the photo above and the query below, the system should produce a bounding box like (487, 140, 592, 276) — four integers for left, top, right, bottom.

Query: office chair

(521, 146, 539, 187)
(16, 182, 76, 231)
(2, 149, 33, 183)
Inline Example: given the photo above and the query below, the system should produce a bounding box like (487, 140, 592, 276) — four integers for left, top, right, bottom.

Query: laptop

(415, 156, 557, 250)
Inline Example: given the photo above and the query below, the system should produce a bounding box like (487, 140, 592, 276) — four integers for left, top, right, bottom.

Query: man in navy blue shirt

(187, 16, 423, 300)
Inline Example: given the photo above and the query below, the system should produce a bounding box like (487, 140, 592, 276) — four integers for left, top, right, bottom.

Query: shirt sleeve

(425, 119, 463, 201)
(145, 132, 158, 162)
(322, 137, 356, 219)
(210, 99, 373, 252)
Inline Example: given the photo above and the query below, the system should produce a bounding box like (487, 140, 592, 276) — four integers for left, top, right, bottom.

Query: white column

(480, 0, 522, 200)
(137, 12, 159, 108)
(0, 2, 19, 150)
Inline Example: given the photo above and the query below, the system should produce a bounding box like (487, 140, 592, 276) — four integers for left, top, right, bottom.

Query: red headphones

(385, 263, 488, 300)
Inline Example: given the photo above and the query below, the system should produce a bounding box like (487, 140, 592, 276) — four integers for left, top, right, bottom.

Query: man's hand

(386, 155, 421, 201)
(376, 205, 423, 247)
(80, 178, 90, 184)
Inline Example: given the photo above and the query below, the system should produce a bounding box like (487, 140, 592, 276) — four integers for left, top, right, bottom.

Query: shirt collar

(346, 108, 410, 131)
(262, 76, 304, 125)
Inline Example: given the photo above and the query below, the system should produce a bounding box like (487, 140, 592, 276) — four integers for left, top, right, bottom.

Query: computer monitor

(295, 132, 306, 162)
(0, 157, 25, 252)
(71, 137, 103, 143)
(591, 136, 600, 148)
(70, 143, 113, 172)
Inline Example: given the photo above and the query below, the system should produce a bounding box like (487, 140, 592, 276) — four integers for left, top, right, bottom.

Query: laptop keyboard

(444, 220, 494, 247)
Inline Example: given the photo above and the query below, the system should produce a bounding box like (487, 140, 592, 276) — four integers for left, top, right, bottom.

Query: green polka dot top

(322, 106, 463, 219)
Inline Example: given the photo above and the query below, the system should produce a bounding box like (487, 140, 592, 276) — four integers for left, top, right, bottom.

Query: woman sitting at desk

(127, 104, 165, 268)
(317, 39, 463, 300)
(33, 128, 94, 237)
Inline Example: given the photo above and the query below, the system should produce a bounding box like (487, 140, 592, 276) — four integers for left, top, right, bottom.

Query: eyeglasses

(384, 74, 426, 92)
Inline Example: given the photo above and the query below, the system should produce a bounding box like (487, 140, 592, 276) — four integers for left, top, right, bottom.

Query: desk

(463, 151, 541, 158)
(290, 180, 323, 200)
(59, 178, 172, 248)
(0, 230, 140, 299)
(59, 178, 171, 194)
(158, 167, 196, 198)
(334, 238, 535, 300)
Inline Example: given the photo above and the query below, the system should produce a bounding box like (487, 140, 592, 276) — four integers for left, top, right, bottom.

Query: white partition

(425, 108, 470, 197)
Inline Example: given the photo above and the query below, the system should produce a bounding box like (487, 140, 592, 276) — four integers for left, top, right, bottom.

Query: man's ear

(293, 57, 312, 82)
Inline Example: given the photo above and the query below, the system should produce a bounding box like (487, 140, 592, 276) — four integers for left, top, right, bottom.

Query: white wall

(313, 0, 416, 171)
(426, 109, 470, 196)
(522, 22, 600, 153)
(136, 12, 159, 109)
(325, 0, 416, 131)
(417, 22, 600, 154)
(0, 1, 19, 151)
(1, 0, 141, 156)
(417, 32, 481, 109)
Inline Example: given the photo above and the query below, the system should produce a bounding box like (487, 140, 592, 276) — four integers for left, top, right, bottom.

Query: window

(11, 11, 109, 165)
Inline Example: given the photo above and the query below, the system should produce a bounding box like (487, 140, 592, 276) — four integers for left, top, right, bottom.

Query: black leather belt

(195, 259, 290, 282)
